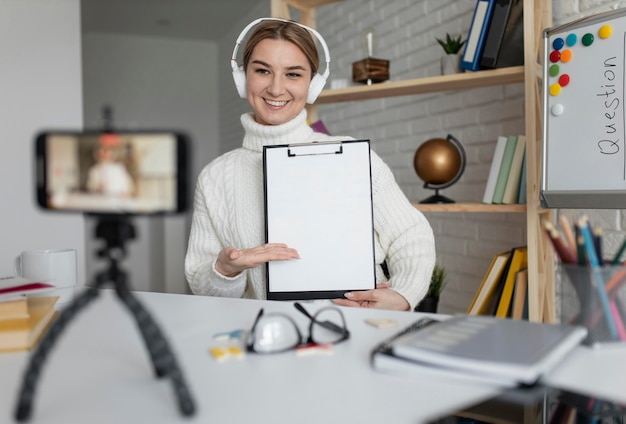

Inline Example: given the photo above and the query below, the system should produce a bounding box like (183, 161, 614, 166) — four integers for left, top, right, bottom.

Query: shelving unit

(272, 0, 555, 323)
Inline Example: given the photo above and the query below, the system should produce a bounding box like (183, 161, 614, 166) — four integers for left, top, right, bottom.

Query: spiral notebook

(375, 315, 587, 386)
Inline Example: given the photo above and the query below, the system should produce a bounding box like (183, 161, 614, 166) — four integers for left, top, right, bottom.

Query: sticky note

(365, 318, 398, 328)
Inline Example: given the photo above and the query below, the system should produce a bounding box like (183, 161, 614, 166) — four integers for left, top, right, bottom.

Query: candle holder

(352, 27, 389, 85)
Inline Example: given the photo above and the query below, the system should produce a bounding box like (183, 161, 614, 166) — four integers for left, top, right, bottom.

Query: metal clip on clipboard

(287, 141, 343, 157)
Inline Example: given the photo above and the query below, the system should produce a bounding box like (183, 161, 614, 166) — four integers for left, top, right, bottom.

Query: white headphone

(230, 17, 331, 104)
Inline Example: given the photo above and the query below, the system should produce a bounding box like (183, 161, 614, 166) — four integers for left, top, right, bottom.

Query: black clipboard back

(263, 140, 376, 301)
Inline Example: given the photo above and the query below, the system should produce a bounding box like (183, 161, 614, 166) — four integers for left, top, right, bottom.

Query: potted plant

(416, 263, 447, 313)
(436, 33, 466, 75)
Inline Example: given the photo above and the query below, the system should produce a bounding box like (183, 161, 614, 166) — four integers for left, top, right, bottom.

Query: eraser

(365, 318, 398, 328)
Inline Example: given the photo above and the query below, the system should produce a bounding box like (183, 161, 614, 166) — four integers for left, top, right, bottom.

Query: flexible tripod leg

(114, 282, 195, 416)
(14, 288, 101, 422)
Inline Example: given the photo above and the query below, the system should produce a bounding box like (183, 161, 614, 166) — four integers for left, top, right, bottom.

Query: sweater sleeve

(184, 167, 248, 298)
(370, 152, 436, 310)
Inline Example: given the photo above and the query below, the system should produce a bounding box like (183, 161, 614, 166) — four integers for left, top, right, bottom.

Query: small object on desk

(365, 318, 398, 328)
(213, 329, 245, 341)
(209, 345, 246, 362)
(294, 342, 333, 357)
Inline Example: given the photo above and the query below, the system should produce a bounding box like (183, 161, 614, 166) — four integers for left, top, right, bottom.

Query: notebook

(386, 315, 587, 386)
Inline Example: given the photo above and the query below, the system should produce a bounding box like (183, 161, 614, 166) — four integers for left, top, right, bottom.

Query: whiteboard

(263, 140, 376, 300)
(542, 8, 626, 208)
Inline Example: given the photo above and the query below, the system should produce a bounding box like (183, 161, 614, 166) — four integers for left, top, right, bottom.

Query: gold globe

(413, 134, 466, 203)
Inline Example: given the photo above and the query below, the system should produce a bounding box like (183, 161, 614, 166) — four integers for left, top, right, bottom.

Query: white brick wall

(218, 0, 626, 315)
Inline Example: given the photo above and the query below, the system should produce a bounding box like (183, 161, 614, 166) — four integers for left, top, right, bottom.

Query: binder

(263, 140, 376, 300)
(479, 0, 524, 69)
(461, 0, 497, 71)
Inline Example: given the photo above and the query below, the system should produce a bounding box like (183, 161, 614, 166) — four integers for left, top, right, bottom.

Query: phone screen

(35, 131, 189, 215)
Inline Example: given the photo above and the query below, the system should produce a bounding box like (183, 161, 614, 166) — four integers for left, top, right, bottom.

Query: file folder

(263, 140, 376, 300)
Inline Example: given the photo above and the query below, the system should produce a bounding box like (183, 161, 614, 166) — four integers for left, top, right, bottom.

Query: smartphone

(35, 130, 189, 215)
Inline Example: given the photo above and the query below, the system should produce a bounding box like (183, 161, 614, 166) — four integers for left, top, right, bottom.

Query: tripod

(14, 216, 196, 421)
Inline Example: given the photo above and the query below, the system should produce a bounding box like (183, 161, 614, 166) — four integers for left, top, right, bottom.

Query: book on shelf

(461, 0, 497, 72)
(491, 135, 518, 204)
(511, 268, 528, 320)
(467, 250, 511, 315)
(387, 314, 588, 386)
(495, 246, 528, 318)
(502, 134, 526, 204)
(0, 296, 58, 353)
(517, 151, 527, 204)
(479, 0, 524, 69)
(482, 135, 508, 204)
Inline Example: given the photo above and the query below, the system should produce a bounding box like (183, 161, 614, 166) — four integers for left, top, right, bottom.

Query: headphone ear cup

(232, 66, 247, 99)
(307, 73, 327, 104)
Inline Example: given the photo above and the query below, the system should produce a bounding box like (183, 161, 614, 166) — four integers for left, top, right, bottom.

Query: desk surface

(1, 290, 624, 424)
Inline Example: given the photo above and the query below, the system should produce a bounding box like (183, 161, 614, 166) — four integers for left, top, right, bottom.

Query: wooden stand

(352, 58, 389, 84)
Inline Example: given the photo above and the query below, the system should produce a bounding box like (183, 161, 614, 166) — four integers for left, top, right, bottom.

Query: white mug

(14, 249, 78, 306)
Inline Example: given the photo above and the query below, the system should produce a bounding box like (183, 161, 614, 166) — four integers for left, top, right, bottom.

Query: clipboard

(263, 140, 376, 300)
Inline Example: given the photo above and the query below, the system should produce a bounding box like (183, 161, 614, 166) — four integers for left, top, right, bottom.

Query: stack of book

(467, 246, 529, 319)
(461, 0, 524, 72)
(482, 135, 527, 205)
(1, 277, 58, 352)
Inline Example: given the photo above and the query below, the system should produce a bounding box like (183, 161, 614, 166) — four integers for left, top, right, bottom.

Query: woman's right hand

(215, 243, 300, 277)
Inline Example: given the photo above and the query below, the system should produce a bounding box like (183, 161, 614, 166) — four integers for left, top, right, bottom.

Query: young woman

(185, 19, 435, 311)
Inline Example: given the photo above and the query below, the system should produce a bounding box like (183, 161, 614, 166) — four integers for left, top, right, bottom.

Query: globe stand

(419, 187, 455, 204)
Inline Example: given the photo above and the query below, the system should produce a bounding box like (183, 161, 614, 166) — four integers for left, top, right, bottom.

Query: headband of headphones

(230, 17, 331, 104)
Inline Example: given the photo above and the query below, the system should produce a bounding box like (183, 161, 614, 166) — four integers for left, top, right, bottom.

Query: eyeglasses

(246, 302, 350, 354)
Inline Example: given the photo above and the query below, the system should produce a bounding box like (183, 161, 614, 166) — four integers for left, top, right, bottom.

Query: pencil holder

(559, 264, 626, 346)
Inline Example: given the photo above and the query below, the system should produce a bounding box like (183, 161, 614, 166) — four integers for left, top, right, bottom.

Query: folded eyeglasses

(246, 302, 350, 354)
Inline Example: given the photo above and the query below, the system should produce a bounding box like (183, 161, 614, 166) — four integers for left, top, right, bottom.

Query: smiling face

(245, 38, 312, 126)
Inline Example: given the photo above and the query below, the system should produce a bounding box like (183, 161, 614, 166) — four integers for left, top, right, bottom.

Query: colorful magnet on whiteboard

(552, 37, 564, 50)
(566, 33, 577, 47)
(549, 83, 562, 96)
(550, 50, 561, 63)
(559, 74, 570, 87)
(582, 33, 594, 46)
(551, 104, 564, 116)
(560, 49, 572, 63)
(599, 25, 613, 39)
(549, 64, 560, 77)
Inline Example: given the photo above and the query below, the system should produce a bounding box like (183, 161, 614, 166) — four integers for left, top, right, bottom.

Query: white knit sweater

(184, 110, 436, 310)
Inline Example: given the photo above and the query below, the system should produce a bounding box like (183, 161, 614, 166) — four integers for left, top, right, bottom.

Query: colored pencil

(578, 215, 621, 341)
(611, 239, 626, 265)
(559, 215, 577, 257)
(543, 220, 577, 264)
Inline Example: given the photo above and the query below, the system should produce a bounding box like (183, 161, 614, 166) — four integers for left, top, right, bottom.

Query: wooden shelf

(317, 66, 524, 104)
(413, 203, 526, 213)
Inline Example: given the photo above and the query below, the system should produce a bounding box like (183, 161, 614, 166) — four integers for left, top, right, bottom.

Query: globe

(413, 134, 466, 203)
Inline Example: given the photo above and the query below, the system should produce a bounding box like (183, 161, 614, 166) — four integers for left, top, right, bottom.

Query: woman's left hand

(332, 282, 410, 311)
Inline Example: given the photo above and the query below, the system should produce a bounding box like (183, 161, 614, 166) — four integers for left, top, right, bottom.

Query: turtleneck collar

(241, 109, 315, 152)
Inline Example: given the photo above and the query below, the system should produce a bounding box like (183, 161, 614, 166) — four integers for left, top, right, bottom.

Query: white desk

(0, 290, 624, 424)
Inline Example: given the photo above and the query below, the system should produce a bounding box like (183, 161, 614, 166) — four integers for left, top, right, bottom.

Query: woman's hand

(215, 243, 300, 277)
(332, 282, 410, 311)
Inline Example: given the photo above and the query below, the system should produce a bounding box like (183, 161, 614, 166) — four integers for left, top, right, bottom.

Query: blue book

(461, 0, 497, 71)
